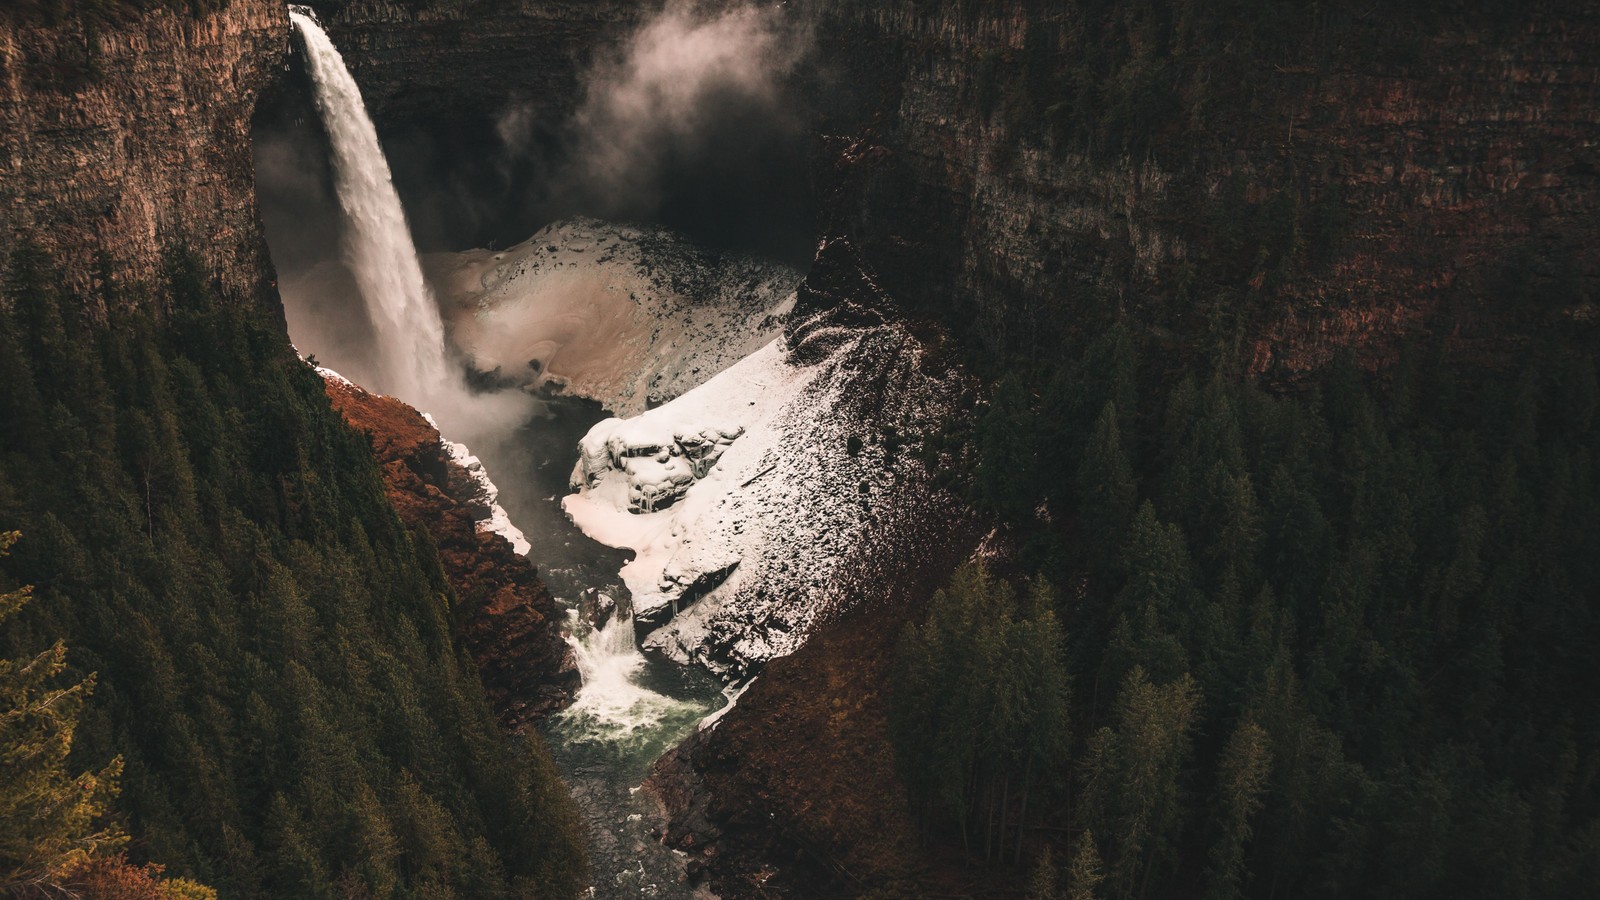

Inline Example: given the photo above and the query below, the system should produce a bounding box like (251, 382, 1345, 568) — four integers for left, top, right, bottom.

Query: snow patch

(428, 219, 800, 416)
(563, 314, 966, 678)
(424, 414, 532, 556)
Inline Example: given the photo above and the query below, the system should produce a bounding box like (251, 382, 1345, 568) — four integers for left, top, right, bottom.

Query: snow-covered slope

(318, 362, 533, 556)
(562, 242, 973, 678)
(427, 219, 801, 417)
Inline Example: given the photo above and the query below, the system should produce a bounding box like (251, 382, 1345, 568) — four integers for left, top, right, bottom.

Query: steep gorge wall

(307, 0, 638, 126)
(308, 0, 1600, 375)
(0, 1, 287, 309)
(803, 0, 1600, 377)
(323, 374, 580, 727)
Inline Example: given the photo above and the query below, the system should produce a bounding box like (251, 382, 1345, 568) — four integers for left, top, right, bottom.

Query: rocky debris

(321, 369, 578, 727)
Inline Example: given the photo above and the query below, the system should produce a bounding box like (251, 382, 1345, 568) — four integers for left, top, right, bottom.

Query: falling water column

(289, 8, 449, 404)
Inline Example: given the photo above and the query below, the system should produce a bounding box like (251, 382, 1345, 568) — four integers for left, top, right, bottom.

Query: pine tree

(0, 531, 126, 895)
(1027, 844, 1061, 900)
(976, 379, 1042, 520)
(1204, 718, 1272, 900)
(1076, 402, 1138, 557)
(1066, 830, 1106, 900)
(1080, 667, 1200, 899)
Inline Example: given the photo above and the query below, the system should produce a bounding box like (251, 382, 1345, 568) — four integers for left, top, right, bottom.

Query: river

(473, 396, 726, 899)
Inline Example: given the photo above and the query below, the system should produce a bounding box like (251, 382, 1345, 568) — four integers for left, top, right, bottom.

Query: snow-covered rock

(426, 413, 533, 556)
(427, 219, 801, 417)
(576, 416, 745, 512)
(562, 240, 973, 678)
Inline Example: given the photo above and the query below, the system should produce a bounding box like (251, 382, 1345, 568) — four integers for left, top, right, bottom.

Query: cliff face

(308, 0, 637, 126)
(323, 373, 580, 727)
(306, 0, 1600, 375)
(0, 1, 287, 309)
(274, 4, 1600, 891)
(803, 1, 1600, 376)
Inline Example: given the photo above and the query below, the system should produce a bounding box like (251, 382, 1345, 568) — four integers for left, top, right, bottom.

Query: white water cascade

(561, 600, 694, 741)
(289, 8, 449, 405)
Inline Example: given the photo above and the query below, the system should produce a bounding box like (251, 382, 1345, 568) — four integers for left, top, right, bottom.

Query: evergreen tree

(0, 247, 589, 897)
(1076, 402, 1138, 558)
(1204, 718, 1272, 900)
(0, 531, 126, 895)
(891, 564, 1071, 865)
(1027, 844, 1061, 900)
(1066, 830, 1105, 900)
(1080, 667, 1200, 899)
(976, 379, 1043, 520)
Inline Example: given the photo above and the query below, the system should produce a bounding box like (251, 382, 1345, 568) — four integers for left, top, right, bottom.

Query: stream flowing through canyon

(475, 403, 725, 899)
(284, 9, 725, 896)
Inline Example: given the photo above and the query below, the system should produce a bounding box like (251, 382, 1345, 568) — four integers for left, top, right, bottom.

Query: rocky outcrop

(646, 501, 988, 899)
(802, 1, 1600, 377)
(322, 370, 579, 727)
(0, 1, 287, 309)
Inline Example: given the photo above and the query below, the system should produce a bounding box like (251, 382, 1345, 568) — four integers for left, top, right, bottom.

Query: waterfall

(561, 598, 692, 740)
(289, 8, 448, 405)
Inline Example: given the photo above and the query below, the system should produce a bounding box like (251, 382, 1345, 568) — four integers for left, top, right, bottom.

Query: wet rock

(579, 588, 618, 631)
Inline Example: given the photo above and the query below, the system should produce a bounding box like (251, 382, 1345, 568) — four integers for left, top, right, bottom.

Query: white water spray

(561, 600, 694, 740)
(290, 8, 449, 405)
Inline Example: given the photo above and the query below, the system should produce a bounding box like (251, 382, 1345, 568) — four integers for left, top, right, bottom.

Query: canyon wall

(285, 3, 1600, 892)
(308, 0, 638, 126)
(804, 0, 1600, 376)
(0, 2, 585, 725)
(0, 1, 286, 310)
(310, 0, 1600, 376)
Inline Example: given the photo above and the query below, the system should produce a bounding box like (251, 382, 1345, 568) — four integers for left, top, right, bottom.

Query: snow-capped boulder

(576, 415, 746, 513)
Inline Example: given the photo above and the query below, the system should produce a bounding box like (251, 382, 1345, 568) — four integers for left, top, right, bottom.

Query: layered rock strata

(804, 0, 1600, 376)
(308, 0, 637, 127)
(0, 1, 287, 308)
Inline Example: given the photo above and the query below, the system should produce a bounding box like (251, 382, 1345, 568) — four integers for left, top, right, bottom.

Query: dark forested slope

(0, 246, 588, 897)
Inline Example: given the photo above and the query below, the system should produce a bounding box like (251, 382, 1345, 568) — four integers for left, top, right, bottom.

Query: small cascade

(560, 594, 695, 741)
(289, 7, 449, 405)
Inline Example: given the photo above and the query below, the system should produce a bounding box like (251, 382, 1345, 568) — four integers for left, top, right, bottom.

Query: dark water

(470, 396, 725, 899)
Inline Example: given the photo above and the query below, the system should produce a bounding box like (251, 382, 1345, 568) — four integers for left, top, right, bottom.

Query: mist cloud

(557, 0, 813, 245)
